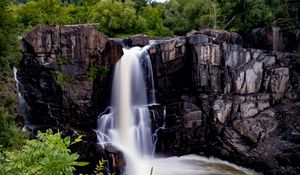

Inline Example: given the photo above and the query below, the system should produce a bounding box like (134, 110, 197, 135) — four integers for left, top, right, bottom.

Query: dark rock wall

(150, 29, 300, 174)
(18, 25, 300, 174)
(18, 25, 123, 129)
(244, 26, 300, 53)
(18, 25, 125, 174)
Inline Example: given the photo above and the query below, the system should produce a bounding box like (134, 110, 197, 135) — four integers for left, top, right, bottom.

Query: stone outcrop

(244, 26, 300, 53)
(124, 34, 150, 47)
(18, 25, 122, 129)
(18, 25, 300, 174)
(149, 29, 300, 174)
(18, 25, 124, 174)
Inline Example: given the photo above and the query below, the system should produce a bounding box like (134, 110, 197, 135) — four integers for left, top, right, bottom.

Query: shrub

(0, 129, 88, 175)
(52, 71, 75, 87)
(87, 67, 110, 82)
(0, 108, 27, 150)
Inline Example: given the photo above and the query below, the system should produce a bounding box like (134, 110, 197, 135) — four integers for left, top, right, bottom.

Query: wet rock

(105, 145, 126, 169)
(244, 27, 300, 52)
(101, 39, 124, 67)
(240, 102, 259, 118)
(234, 62, 263, 94)
(150, 37, 189, 90)
(182, 111, 202, 128)
(269, 67, 289, 98)
(18, 25, 123, 128)
(233, 109, 277, 143)
(187, 34, 208, 45)
(244, 27, 273, 50)
(245, 62, 263, 93)
(213, 97, 232, 123)
(126, 34, 150, 47)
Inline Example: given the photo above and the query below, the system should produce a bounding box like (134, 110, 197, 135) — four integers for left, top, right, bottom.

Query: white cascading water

(95, 46, 154, 175)
(96, 46, 258, 175)
(13, 67, 28, 128)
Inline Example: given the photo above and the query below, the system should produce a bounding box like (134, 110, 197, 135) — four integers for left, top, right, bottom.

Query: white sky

(154, 0, 167, 2)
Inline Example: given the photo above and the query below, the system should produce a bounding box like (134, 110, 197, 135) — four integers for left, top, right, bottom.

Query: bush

(52, 71, 75, 87)
(87, 66, 110, 82)
(141, 6, 173, 36)
(0, 129, 88, 175)
(0, 108, 27, 150)
(0, 109, 14, 149)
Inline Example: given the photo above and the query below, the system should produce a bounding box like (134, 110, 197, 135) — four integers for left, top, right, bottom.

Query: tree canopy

(4, 0, 298, 37)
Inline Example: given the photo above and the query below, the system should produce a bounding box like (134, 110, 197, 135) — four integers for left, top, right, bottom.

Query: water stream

(13, 67, 28, 129)
(95, 46, 258, 175)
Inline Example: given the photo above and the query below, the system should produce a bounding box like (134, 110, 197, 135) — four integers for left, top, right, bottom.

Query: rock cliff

(150, 29, 300, 175)
(17, 25, 300, 174)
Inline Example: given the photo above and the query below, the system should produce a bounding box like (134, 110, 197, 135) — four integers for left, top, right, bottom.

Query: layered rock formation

(18, 25, 123, 129)
(17, 25, 300, 174)
(150, 29, 300, 175)
(18, 25, 124, 173)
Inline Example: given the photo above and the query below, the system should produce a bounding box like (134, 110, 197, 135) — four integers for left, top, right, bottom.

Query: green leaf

(64, 136, 71, 146)
(72, 161, 89, 166)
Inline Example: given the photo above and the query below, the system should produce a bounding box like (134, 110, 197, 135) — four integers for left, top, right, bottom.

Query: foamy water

(141, 155, 259, 175)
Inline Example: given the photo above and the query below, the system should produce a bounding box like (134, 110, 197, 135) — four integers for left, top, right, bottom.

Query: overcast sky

(154, 0, 167, 2)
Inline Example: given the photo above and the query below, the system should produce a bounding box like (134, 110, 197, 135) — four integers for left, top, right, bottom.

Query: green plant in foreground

(93, 159, 116, 175)
(0, 129, 88, 175)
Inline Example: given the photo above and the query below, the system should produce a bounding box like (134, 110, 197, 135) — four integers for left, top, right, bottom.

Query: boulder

(213, 97, 232, 123)
(126, 34, 150, 47)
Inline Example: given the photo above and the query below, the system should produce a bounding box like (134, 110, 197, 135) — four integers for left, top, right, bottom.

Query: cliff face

(18, 25, 300, 174)
(18, 25, 122, 129)
(149, 29, 300, 174)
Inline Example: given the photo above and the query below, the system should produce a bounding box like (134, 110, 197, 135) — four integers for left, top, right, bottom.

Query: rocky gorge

(16, 25, 300, 174)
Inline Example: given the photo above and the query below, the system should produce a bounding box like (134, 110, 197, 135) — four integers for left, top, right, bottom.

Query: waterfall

(95, 45, 258, 175)
(13, 67, 28, 129)
(96, 46, 155, 175)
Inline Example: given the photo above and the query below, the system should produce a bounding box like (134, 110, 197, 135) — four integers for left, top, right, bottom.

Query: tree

(163, 0, 220, 35)
(0, 0, 11, 57)
(133, 0, 148, 12)
(12, 0, 74, 26)
(89, 0, 144, 36)
(141, 5, 172, 36)
(218, 0, 274, 32)
(0, 0, 21, 75)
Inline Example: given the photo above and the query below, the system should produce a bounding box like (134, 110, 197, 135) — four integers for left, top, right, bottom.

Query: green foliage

(183, 0, 219, 30)
(0, 0, 21, 75)
(133, 0, 148, 12)
(141, 5, 172, 36)
(87, 66, 110, 82)
(6, 0, 300, 37)
(0, 108, 27, 151)
(93, 159, 116, 175)
(0, 129, 88, 175)
(12, 0, 73, 27)
(0, 74, 27, 152)
(64, 4, 91, 24)
(89, 0, 142, 35)
(0, 109, 15, 149)
(52, 71, 75, 87)
(270, 0, 299, 32)
(218, 0, 273, 32)
(56, 55, 69, 65)
(163, 0, 220, 35)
